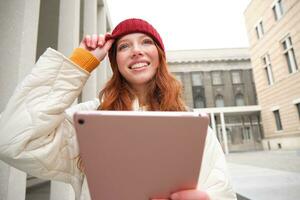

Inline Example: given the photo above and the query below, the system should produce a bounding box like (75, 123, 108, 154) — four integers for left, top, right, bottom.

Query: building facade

(244, 0, 300, 150)
(167, 48, 263, 153)
(0, 0, 112, 199)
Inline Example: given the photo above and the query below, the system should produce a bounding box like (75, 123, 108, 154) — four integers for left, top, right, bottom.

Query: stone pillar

(81, 0, 98, 102)
(220, 112, 229, 154)
(50, 0, 80, 200)
(96, 4, 109, 93)
(0, 0, 40, 199)
(57, 0, 80, 56)
(183, 72, 194, 108)
(0, 162, 27, 200)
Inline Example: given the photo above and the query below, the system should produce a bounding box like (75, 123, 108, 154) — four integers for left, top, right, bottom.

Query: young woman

(0, 18, 236, 200)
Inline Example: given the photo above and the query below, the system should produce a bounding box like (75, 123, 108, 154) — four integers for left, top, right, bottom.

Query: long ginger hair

(98, 41, 187, 111)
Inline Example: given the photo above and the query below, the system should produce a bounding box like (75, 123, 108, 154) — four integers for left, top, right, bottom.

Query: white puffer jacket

(0, 48, 236, 200)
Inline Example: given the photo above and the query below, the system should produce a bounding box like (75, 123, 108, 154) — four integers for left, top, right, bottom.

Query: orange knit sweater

(69, 48, 100, 73)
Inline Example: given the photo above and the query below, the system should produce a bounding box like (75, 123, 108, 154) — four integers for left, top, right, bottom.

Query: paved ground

(226, 150, 300, 200)
(26, 150, 300, 200)
(226, 150, 300, 173)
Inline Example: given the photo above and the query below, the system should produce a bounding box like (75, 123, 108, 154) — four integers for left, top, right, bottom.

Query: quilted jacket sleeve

(0, 48, 91, 198)
(197, 128, 237, 200)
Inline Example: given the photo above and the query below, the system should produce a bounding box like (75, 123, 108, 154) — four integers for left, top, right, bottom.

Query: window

(282, 36, 298, 73)
(263, 54, 274, 85)
(231, 71, 242, 84)
(235, 94, 245, 106)
(296, 103, 300, 119)
(255, 21, 264, 39)
(191, 73, 205, 108)
(242, 127, 252, 142)
(272, 0, 284, 21)
(194, 94, 205, 108)
(215, 95, 224, 107)
(212, 72, 222, 85)
(191, 73, 202, 86)
(192, 86, 206, 108)
(273, 110, 283, 130)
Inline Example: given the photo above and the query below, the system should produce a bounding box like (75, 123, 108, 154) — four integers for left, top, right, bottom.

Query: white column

(50, 1, 80, 200)
(18, 1, 41, 81)
(96, 4, 111, 93)
(0, 1, 40, 200)
(210, 112, 217, 135)
(220, 112, 229, 154)
(0, 161, 27, 200)
(57, 0, 80, 56)
(81, 0, 98, 102)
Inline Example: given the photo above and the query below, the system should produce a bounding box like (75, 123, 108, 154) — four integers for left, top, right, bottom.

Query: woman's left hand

(152, 189, 210, 200)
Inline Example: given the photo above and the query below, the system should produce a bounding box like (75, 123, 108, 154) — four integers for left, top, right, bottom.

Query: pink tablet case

(74, 111, 209, 200)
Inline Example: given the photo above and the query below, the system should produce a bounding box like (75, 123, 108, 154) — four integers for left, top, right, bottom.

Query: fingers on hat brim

(105, 33, 114, 42)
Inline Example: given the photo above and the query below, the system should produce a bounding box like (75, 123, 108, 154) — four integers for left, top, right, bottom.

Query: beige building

(167, 49, 263, 153)
(244, 0, 300, 150)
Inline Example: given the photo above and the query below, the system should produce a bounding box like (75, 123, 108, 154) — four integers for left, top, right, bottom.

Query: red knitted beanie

(107, 18, 165, 62)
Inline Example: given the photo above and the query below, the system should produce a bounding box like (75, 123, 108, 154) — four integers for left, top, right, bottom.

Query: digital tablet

(74, 111, 209, 200)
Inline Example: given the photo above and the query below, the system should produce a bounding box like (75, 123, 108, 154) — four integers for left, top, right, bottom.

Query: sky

(106, 0, 251, 51)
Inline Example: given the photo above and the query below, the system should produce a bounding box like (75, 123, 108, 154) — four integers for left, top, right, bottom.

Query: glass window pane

(259, 21, 264, 34)
(272, 6, 278, 20)
(283, 37, 298, 73)
(296, 103, 300, 119)
(192, 86, 205, 108)
(291, 49, 298, 70)
(255, 26, 260, 39)
(285, 53, 293, 73)
(273, 110, 283, 130)
(263, 57, 267, 65)
(278, 0, 284, 15)
(235, 94, 245, 106)
(265, 67, 273, 85)
(212, 72, 222, 85)
(192, 73, 202, 86)
(232, 71, 241, 84)
(283, 40, 287, 50)
(215, 95, 224, 107)
(263, 55, 274, 85)
(194, 97, 205, 108)
(288, 36, 292, 46)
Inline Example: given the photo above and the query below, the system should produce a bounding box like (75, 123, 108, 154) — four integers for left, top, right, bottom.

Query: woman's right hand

(79, 33, 114, 62)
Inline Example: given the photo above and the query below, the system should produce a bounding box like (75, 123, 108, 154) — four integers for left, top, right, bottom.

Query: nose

(131, 43, 143, 58)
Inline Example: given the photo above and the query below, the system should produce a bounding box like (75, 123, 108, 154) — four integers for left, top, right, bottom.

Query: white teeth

(130, 62, 148, 69)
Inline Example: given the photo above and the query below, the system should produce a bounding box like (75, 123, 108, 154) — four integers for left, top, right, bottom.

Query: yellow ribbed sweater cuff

(70, 48, 100, 73)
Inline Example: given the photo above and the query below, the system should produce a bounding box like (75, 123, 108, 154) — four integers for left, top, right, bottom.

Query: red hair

(98, 42, 187, 111)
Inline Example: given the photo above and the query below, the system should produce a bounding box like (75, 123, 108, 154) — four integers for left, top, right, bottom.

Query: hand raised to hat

(79, 33, 114, 62)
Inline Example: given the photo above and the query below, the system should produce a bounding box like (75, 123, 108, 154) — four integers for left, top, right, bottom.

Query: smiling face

(116, 33, 160, 92)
